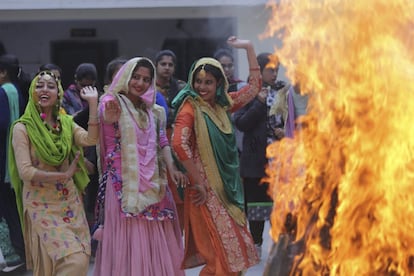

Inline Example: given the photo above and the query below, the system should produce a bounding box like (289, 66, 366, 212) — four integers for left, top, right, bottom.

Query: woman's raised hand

(226, 36, 252, 50)
(103, 99, 121, 123)
(80, 86, 99, 103)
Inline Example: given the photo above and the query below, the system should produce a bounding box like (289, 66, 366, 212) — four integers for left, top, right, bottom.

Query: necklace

(40, 112, 61, 134)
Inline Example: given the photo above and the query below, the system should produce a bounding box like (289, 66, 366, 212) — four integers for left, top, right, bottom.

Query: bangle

(89, 115, 99, 120)
(249, 66, 260, 71)
(88, 121, 99, 126)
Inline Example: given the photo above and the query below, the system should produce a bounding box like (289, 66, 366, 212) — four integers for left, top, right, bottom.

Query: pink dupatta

(100, 57, 165, 216)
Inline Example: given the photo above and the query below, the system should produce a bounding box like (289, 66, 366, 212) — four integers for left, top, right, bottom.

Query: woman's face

(193, 70, 218, 106)
(35, 74, 59, 110)
(127, 66, 152, 101)
(218, 55, 234, 81)
(262, 64, 279, 85)
(156, 55, 175, 80)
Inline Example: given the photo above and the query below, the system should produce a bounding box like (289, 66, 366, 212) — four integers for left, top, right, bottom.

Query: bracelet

(88, 121, 99, 126)
(249, 66, 260, 71)
(89, 115, 99, 120)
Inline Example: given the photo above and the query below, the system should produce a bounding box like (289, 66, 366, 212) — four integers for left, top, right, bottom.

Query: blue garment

(155, 92, 168, 120)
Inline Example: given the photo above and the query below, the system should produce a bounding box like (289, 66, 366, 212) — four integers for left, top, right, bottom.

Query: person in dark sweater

(0, 54, 26, 271)
(233, 52, 290, 259)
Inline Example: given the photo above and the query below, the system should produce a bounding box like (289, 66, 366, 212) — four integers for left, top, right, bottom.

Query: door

(161, 37, 228, 82)
(51, 40, 118, 90)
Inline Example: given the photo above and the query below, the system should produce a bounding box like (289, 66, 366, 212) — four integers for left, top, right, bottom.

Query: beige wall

(236, 5, 286, 81)
(1, 0, 268, 10)
(0, 1, 287, 83)
(1, 18, 234, 76)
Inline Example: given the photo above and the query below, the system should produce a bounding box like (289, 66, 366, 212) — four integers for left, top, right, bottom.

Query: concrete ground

(1, 222, 272, 276)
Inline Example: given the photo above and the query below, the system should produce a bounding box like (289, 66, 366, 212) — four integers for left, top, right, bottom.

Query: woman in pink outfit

(93, 57, 185, 276)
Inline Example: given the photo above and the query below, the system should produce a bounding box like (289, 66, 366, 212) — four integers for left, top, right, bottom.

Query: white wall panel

(2, 0, 268, 10)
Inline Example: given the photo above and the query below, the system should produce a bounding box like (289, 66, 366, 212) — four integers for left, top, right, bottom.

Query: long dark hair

(0, 54, 31, 109)
(39, 63, 63, 76)
(154, 49, 177, 66)
(213, 48, 234, 62)
(105, 58, 127, 85)
(135, 59, 155, 79)
(0, 54, 20, 83)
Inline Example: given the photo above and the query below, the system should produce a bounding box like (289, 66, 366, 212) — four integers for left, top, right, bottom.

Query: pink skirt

(93, 179, 184, 276)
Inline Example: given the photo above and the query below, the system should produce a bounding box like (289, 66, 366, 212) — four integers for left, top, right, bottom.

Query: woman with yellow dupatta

(8, 70, 99, 275)
(171, 36, 261, 275)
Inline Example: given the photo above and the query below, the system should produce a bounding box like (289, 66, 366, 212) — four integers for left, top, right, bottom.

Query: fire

(262, 0, 414, 274)
(267, 53, 280, 69)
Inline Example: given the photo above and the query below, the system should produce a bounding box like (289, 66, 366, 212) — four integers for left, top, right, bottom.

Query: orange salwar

(183, 189, 257, 276)
(173, 102, 259, 275)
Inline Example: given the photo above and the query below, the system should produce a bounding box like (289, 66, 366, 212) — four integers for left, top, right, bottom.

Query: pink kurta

(93, 94, 184, 276)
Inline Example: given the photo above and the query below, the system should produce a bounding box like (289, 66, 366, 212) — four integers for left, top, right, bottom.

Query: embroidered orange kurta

(172, 102, 259, 274)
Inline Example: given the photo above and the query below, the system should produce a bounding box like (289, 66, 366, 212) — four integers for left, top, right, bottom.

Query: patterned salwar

(12, 123, 94, 275)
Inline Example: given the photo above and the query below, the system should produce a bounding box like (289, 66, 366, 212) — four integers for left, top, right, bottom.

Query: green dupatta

(8, 71, 89, 229)
(172, 58, 246, 225)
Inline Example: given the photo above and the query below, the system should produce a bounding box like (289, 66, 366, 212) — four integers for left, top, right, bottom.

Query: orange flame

(266, 53, 280, 69)
(262, 0, 414, 274)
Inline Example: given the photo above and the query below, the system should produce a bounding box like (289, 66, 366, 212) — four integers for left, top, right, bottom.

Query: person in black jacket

(233, 52, 289, 259)
(0, 54, 27, 272)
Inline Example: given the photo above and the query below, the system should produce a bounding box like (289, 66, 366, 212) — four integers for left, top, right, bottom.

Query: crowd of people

(0, 35, 308, 275)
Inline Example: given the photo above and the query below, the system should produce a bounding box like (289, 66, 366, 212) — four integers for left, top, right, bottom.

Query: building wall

(1, 0, 268, 10)
(0, 3, 287, 83)
(1, 18, 234, 74)
(236, 5, 286, 81)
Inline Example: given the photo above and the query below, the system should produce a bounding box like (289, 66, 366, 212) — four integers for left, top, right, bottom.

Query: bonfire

(262, 0, 414, 275)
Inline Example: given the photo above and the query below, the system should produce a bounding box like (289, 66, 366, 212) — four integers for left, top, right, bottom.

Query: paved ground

(1, 222, 272, 275)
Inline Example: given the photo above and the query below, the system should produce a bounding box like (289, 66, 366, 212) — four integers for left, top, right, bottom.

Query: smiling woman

(171, 36, 262, 275)
(127, 62, 153, 103)
(192, 63, 222, 106)
(93, 57, 186, 276)
(8, 70, 100, 276)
